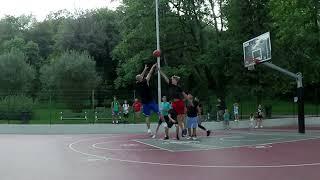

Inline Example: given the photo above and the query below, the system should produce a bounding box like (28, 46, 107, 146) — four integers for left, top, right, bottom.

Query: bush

(0, 95, 36, 121)
(0, 95, 35, 112)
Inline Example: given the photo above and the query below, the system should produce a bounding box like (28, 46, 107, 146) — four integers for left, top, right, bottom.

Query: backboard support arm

(262, 62, 305, 133)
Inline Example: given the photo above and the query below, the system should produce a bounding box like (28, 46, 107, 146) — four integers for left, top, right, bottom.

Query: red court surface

(1, 130, 320, 180)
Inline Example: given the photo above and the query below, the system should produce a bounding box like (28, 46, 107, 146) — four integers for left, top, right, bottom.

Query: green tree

(113, 0, 206, 92)
(40, 51, 101, 111)
(0, 50, 35, 95)
(0, 15, 36, 44)
(270, 0, 320, 85)
(223, 0, 274, 102)
(54, 9, 120, 84)
(0, 37, 42, 68)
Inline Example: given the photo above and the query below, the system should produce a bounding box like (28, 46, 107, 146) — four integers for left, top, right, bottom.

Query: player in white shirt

(255, 104, 264, 128)
(233, 103, 239, 122)
(249, 113, 255, 129)
(122, 100, 130, 123)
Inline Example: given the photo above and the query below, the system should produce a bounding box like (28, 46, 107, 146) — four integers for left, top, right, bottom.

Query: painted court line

(160, 139, 223, 151)
(92, 140, 162, 151)
(141, 135, 320, 153)
(132, 133, 320, 152)
(133, 139, 174, 152)
(133, 138, 231, 152)
(219, 136, 283, 142)
(228, 131, 315, 137)
(69, 135, 320, 168)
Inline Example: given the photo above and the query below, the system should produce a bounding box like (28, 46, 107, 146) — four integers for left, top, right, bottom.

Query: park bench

(60, 111, 87, 121)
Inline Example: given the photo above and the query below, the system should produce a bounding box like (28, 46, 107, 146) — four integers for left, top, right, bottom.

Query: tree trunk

(218, 0, 224, 31)
(208, 0, 220, 38)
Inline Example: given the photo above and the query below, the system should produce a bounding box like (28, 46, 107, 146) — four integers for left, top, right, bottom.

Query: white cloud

(0, 0, 121, 21)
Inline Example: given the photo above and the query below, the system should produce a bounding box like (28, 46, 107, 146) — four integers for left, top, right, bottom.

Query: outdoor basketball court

(0, 25, 315, 180)
(1, 125, 320, 180)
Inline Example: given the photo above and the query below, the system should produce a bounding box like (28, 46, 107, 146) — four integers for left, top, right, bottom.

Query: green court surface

(134, 132, 320, 152)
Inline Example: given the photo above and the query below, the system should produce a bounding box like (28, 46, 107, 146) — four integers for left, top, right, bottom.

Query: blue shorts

(142, 101, 159, 116)
(187, 116, 198, 129)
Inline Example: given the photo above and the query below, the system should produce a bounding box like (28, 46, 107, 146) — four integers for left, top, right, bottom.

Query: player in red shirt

(132, 98, 142, 123)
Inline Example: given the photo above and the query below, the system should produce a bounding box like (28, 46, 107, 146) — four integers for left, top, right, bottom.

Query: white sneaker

(260, 126, 263, 128)
(255, 126, 258, 129)
(186, 136, 191, 140)
(147, 129, 152, 135)
(112, 121, 115, 124)
(152, 135, 156, 139)
(192, 137, 197, 140)
(116, 121, 119, 124)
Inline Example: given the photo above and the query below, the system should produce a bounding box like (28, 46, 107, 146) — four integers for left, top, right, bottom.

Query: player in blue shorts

(136, 64, 159, 135)
(186, 94, 199, 140)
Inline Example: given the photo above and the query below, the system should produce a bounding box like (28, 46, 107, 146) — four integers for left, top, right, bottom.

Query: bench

(60, 111, 88, 121)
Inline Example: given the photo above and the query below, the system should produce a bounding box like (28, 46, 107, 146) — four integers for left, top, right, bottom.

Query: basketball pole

(155, 0, 161, 112)
(261, 62, 305, 134)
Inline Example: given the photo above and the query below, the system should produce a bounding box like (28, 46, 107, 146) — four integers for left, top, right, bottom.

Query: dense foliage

(0, 0, 319, 106)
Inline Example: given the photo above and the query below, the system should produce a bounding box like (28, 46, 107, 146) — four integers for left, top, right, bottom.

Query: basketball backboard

(243, 32, 271, 68)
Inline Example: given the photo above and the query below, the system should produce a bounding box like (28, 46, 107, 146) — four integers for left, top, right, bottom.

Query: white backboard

(243, 32, 272, 67)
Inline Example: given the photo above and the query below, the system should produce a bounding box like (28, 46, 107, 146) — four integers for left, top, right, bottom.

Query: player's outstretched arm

(182, 91, 188, 100)
(140, 65, 148, 77)
(159, 69, 169, 84)
(146, 64, 157, 82)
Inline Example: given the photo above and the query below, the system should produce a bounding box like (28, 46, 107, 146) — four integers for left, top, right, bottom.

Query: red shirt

(132, 102, 142, 112)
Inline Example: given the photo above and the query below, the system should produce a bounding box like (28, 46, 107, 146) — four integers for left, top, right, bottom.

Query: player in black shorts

(164, 108, 179, 140)
(154, 108, 179, 140)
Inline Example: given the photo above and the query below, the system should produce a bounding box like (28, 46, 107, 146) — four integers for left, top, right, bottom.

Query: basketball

(153, 49, 161, 57)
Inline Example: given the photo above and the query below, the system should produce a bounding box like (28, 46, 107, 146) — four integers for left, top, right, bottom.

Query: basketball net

(248, 65, 255, 71)
(245, 58, 260, 71)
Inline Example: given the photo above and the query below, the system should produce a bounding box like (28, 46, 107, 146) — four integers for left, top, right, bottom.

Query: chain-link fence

(202, 93, 320, 122)
(0, 89, 319, 124)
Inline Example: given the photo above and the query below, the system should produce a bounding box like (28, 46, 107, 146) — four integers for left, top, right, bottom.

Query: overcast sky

(0, 0, 121, 21)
